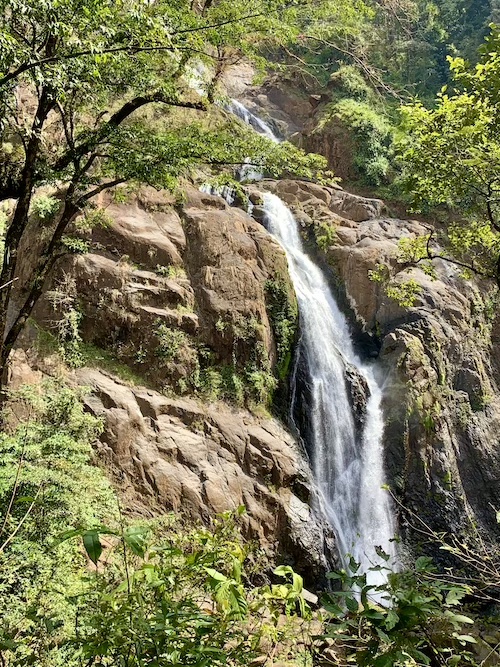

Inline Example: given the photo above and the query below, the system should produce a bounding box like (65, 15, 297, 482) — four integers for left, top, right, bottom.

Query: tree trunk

(0, 89, 54, 398)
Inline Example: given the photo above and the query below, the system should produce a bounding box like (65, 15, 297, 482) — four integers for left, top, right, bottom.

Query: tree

(397, 25, 500, 288)
(0, 0, 334, 395)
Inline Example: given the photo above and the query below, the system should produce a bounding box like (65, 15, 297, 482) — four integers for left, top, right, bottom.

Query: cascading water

(205, 96, 397, 582)
(262, 194, 397, 584)
(227, 99, 280, 143)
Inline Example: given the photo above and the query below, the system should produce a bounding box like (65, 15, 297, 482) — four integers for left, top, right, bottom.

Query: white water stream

(204, 94, 397, 583)
(262, 194, 397, 584)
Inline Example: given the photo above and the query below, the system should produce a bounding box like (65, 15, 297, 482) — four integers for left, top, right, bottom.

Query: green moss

(265, 278, 298, 380)
(79, 343, 148, 386)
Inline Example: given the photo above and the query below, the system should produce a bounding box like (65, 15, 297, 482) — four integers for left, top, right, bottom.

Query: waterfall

(208, 97, 398, 582)
(227, 99, 280, 143)
(262, 194, 397, 584)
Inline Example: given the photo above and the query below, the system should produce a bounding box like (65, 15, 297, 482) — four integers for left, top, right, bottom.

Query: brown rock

(77, 367, 335, 581)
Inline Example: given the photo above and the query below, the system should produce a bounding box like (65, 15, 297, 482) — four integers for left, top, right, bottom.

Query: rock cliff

(18, 75, 500, 576)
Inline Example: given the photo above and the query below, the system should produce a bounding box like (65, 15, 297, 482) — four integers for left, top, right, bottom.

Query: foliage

(314, 220, 338, 252)
(315, 70, 395, 185)
(322, 555, 479, 667)
(58, 511, 313, 667)
(246, 366, 278, 405)
(155, 264, 188, 280)
(365, 0, 495, 99)
(368, 263, 422, 309)
(154, 321, 191, 362)
(331, 98, 394, 185)
(398, 26, 500, 286)
(0, 383, 117, 665)
(31, 196, 60, 221)
(46, 276, 84, 367)
(0, 0, 339, 388)
(265, 278, 298, 380)
(385, 278, 421, 309)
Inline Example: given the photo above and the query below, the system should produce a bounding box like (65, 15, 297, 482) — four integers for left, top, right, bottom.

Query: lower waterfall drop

(262, 192, 397, 585)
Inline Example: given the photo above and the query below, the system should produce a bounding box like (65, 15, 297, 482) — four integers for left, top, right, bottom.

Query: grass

(33, 322, 147, 387)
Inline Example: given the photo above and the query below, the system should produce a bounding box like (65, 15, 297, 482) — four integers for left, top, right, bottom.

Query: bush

(0, 383, 117, 665)
(329, 98, 394, 185)
(322, 555, 480, 667)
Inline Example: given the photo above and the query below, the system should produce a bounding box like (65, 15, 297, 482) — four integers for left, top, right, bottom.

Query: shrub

(322, 555, 479, 667)
(330, 98, 394, 185)
(0, 383, 117, 665)
(154, 321, 190, 361)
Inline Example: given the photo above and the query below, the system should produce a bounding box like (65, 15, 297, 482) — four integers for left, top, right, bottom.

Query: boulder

(329, 190, 385, 222)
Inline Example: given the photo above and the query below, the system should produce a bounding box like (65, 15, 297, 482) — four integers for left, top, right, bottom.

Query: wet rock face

(255, 178, 500, 545)
(344, 363, 370, 430)
(78, 367, 336, 584)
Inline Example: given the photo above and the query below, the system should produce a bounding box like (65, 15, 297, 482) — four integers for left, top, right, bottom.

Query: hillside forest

(1, 1, 500, 666)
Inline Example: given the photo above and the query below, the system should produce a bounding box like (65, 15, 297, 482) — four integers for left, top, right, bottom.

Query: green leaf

(445, 611, 474, 625)
(415, 556, 434, 572)
(374, 545, 390, 562)
(51, 528, 85, 548)
(445, 587, 467, 606)
(453, 633, 477, 644)
(375, 627, 391, 643)
(273, 565, 294, 578)
(385, 609, 399, 630)
(83, 530, 103, 565)
(204, 568, 228, 582)
(362, 608, 384, 620)
(322, 600, 343, 616)
(345, 596, 359, 613)
(123, 525, 148, 557)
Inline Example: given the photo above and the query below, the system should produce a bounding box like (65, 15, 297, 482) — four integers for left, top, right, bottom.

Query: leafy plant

(322, 555, 479, 667)
(385, 278, 421, 309)
(31, 195, 60, 220)
(265, 278, 298, 380)
(0, 383, 117, 665)
(46, 276, 84, 367)
(154, 321, 190, 362)
(314, 220, 338, 251)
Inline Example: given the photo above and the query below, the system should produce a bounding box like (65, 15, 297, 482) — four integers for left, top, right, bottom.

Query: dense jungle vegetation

(1, 0, 500, 666)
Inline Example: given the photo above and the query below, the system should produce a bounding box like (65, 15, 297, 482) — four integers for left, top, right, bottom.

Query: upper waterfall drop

(227, 99, 280, 143)
(262, 192, 397, 583)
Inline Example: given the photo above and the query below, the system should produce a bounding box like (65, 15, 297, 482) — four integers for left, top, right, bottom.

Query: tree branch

(0, 5, 274, 90)
(77, 178, 127, 204)
(54, 93, 207, 172)
(0, 44, 215, 88)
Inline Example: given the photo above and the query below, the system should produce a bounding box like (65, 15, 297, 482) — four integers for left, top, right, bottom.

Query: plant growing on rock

(265, 278, 298, 380)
